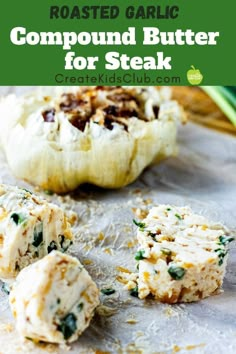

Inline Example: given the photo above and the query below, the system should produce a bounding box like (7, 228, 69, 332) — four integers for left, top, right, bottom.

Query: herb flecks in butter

(58, 313, 77, 340)
(217, 235, 234, 246)
(101, 288, 115, 296)
(22, 188, 32, 195)
(32, 223, 43, 247)
(47, 240, 58, 253)
(1, 282, 10, 295)
(135, 250, 146, 261)
(77, 303, 84, 311)
(147, 231, 158, 241)
(59, 235, 73, 252)
(133, 219, 146, 231)
(10, 213, 26, 225)
(175, 213, 182, 220)
(130, 286, 139, 298)
(168, 264, 186, 280)
(214, 248, 228, 266)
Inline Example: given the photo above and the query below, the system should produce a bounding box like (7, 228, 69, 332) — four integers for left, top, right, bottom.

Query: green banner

(0, 0, 235, 85)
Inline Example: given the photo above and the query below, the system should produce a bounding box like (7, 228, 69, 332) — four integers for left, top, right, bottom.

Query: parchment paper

(0, 87, 235, 354)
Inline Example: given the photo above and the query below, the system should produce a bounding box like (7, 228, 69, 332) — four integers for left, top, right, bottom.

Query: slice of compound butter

(132, 205, 234, 303)
(0, 184, 73, 282)
(9, 251, 100, 344)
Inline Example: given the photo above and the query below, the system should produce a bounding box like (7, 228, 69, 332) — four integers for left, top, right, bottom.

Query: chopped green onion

(147, 231, 157, 241)
(175, 213, 182, 220)
(1, 283, 10, 295)
(135, 250, 146, 261)
(214, 248, 228, 266)
(130, 286, 139, 298)
(217, 235, 235, 246)
(22, 188, 32, 194)
(133, 219, 146, 231)
(77, 303, 84, 311)
(10, 213, 26, 225)
(32, 223, 43, 247)
(59, 235, 73, 252)
(168, 264, 186, 280)
(47, 240, 58, 253)
(58, 313, 77, 340)
(101, 288, 115, 296)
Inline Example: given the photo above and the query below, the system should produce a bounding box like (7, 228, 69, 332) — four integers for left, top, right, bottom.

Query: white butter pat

(133, 205, 233, 303)
(0, 184, 73, 281)
(9, 251, 100, 343)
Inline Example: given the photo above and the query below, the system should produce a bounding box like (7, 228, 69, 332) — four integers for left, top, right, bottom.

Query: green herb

(217, 235, 235, 246)
(25, 337, 34, 341)
(57, 298, 61, 304)
(10, 213, 26, 225)
(175, 213, 182, 220)
(77, 303, 84, 311)
(133, 219, 146, 231)
(130, 286, 139, 298)
(101, 288, 116, 296)
(135, 250, 146, 261)
(168, 264, 186, 280)
(215, 248, 228, 266)
(32, 223, 43, 247)
(59, 235, 73, 252)
(58, 313, 77, 340)
(166, 208, 172, 211)
(47, 240, 58, 253)
(161, 248, 172, 256)
(44, 190, 54, 195)
(1, 283, 10, 295)
(22, 188, 32, 194)
(147, 231, 157, 241)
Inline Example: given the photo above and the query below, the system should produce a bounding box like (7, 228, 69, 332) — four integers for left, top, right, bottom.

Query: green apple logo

(187, 65, 203, 85)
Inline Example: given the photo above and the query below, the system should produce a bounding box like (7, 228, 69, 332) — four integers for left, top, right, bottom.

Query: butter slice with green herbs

(0, 184, 73, 281)
(9, 251, 99, 344)
(133, 205, 233, 303)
